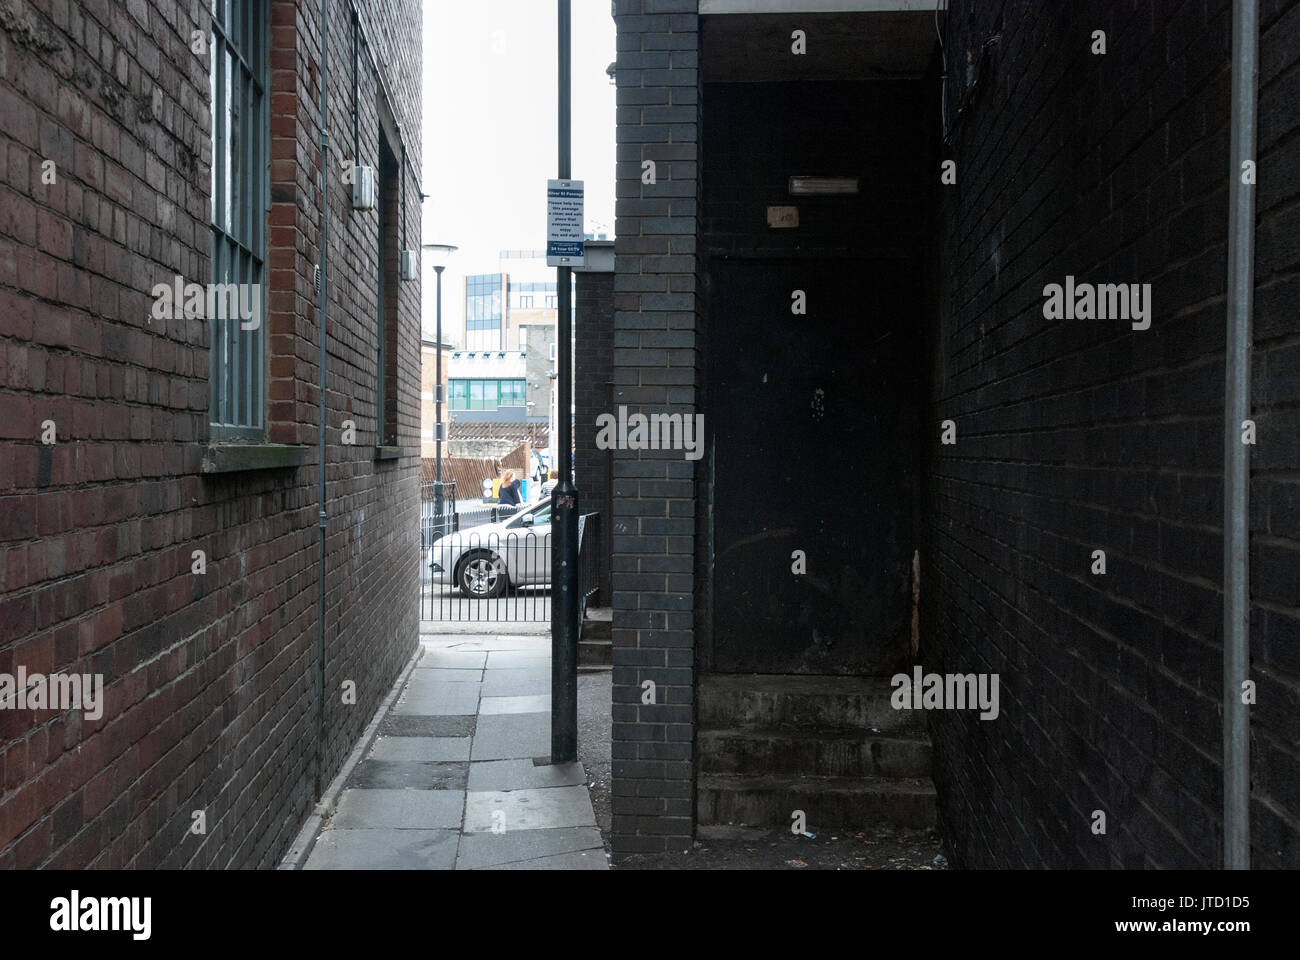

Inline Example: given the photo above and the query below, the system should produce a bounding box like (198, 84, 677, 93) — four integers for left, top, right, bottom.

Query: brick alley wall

(0, 0, 422, 868)
(924, 0, 1300, 868)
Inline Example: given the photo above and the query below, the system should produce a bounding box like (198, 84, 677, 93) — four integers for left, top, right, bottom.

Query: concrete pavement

(302, 632, 608, 870)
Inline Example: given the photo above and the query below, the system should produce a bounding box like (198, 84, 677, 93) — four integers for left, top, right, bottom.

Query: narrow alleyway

(296, 632, 608, 870)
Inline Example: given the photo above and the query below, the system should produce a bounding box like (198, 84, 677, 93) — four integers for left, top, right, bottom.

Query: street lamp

(424, 242, 457, 524)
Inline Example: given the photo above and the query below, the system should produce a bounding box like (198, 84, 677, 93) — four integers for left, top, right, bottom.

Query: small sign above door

(767, 205, 799, 229)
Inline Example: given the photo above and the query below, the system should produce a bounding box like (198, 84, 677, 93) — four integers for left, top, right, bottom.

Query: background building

(463, 272, 509, 351)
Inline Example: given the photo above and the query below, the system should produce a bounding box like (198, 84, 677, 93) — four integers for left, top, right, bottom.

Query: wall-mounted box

(401, 249, 418, 280)
(352, 165, 377, 209)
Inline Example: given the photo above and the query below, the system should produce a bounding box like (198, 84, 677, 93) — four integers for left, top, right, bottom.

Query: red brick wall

(0, 0, 423, 868)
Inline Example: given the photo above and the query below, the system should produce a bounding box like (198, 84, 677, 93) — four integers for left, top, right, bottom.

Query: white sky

(421, 0, 616, 341)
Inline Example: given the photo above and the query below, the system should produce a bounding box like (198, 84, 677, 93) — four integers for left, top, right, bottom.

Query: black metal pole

(435, 264, 444, 527)
(551, 0, 579, 763)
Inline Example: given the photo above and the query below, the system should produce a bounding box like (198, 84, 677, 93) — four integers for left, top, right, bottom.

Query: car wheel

(457, 550, 508, 599)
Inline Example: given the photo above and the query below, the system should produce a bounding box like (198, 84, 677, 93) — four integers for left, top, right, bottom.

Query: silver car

(427, 498, 553, 599)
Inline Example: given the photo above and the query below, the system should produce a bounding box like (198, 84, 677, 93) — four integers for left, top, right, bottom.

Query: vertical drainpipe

(352, 8, 359, 165)
(315, 0, 331, 798)
(1222, 0, 1257, 871)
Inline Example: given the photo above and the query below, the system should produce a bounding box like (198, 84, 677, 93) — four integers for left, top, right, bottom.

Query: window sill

(201, 443, 311, 474)
(374, 445, 404, 461)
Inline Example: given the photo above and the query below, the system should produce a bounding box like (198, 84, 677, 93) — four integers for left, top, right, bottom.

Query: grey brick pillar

(575, 242, 615, 605)
(610, 0, 702, 856)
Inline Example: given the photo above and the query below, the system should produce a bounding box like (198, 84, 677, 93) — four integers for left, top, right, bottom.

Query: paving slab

(420, 634, 501, 644)
(481, 669, 551, 697)
(455, 825, 604, 870)
(306, 829, 459, 870)
(479, 694, 551, 715)
(470, 712, 550, 761)
(405, 675, 483, 697)
(394, 683, 481, 716)
(467, 759, 586, 792)
(345, 760, 468, 790)
(485, 650, 550, 669)
(417, 650, 487, 670)
(490, 850, 608, 870)
(379, 715, 475, 738)
(331, 789, 465, 829)
(306, 634, 605, 870)
(411, 667, 484, 683)
(463, 786, 597, 833)
(369, 736, 471, 762)
(439, 636, 550, 651)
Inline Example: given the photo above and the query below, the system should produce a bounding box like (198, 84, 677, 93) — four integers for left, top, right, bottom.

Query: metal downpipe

(315, 0, 331, 798)
(1222, 0, 1258, 871)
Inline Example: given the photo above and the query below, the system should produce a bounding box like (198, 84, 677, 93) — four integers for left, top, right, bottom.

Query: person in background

(498, 468, 522, 509)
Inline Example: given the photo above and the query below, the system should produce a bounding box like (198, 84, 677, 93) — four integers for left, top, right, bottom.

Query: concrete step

(581, 607, 612, 641)
(698, 773, 937, 830)
(698, 727, 932, 779)
(698, 674, 923, 734)
(579, 638, 612, 666)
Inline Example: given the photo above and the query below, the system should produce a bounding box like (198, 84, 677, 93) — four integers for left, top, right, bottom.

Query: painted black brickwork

(924, 0, 1300, 868)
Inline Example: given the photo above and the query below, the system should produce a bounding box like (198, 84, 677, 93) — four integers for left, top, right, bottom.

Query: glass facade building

(449, 378, 527, 411)
(465, 273, 504, 349)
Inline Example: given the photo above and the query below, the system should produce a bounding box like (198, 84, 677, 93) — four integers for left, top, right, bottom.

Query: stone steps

(697, 773, 938, 831)
(698, 727, 932, 779)
(579, 607, 612, 668)
(698, 673, 923, 734)
(697, 674, 936, 831)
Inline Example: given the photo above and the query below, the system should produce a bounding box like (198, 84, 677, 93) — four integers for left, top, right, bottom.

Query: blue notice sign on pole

(546, 179, 585, 266)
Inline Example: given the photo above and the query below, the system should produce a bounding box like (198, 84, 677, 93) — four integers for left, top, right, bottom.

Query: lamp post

(425, 243, 458, 527)
(551, 0, 579, 764)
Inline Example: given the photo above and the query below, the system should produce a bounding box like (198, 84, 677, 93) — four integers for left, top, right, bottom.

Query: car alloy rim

(465, 556, 503, 595)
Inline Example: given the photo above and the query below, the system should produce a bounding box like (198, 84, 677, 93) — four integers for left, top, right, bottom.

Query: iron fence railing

(578, 511, 601, 620)
(422, 526, 549, 621)
(418, 485, 601, 624)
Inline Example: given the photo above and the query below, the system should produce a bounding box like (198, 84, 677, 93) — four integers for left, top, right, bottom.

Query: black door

(709, 258, 922, 675)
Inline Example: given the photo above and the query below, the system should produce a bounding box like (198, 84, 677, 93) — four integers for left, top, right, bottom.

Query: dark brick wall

(0, 0, 422, 868)
(925, 0, 1300, 868)
(575, 266, 614, 604)
(611, 0, 702, 856)
(701, 79, 936, 260)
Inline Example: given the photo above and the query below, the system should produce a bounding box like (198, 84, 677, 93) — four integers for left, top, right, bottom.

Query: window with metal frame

(209, 0, 268, 436)
(378, 137, 400, 446)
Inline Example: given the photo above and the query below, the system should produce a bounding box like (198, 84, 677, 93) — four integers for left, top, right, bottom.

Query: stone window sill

(374, 446, 404, 461)
(201, 443, 311, 474)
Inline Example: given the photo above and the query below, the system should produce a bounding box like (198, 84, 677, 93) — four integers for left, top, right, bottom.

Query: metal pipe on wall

(315, 0, 331, 798)
(1222, 0, 1258, 871)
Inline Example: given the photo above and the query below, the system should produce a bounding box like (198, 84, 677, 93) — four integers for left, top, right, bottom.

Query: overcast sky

(421, 0, 616, 340)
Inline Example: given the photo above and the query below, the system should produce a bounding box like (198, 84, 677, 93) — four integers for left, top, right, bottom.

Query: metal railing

(418, 486, 600, 625)
(422, 525, 549, 621)
(420, 480, 458, 549)
(578, 511, 601, 621)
